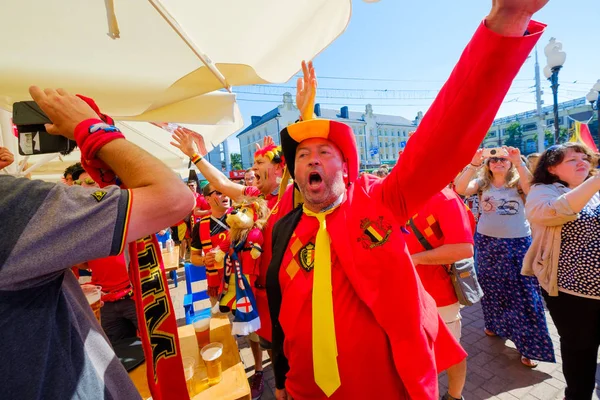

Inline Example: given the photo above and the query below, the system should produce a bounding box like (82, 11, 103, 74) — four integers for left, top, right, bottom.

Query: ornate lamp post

(543, 38, 567, 145)
(586, 80, 600, 145)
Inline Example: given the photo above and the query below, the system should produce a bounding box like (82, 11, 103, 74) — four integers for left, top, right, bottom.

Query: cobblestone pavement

(168, 272, 600, 399)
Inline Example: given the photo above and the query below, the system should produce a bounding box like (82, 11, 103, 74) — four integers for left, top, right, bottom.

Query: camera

(13, 101, 76, 155)
(482, 147, 508, 158)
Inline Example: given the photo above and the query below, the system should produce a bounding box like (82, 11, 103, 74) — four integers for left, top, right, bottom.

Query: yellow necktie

(303, 205, 341, 397)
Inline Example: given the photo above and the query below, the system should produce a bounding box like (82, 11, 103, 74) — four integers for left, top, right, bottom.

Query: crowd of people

(4, 1, 600, 400)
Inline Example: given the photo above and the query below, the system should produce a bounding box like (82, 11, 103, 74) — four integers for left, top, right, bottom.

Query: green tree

(503, 122, 523, 150)
(230, 153, 243, 170)
(539, 127, 570, 145)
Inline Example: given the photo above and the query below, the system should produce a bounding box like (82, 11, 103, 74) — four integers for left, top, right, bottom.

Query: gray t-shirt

(476, 182, 531, 239)
(0, 175, 141, 400)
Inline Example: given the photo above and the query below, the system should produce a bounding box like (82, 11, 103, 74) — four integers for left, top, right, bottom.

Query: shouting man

(266, 2, 547, 399)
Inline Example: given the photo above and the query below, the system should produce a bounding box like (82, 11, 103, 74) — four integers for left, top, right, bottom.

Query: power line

(235, 95, 536, 108)
(234, 87, 533, 101)
(291, 74, 534, 83)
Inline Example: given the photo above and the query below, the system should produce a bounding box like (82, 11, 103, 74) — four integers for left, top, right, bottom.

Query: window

(525, 138, 536, 153)
(547, 117, 565, 127)
(522, 123, 537, 132)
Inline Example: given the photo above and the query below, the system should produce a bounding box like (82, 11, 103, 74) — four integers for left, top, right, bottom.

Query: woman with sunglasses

(455, 146, 554, 368)
(523, 143, 600, 399)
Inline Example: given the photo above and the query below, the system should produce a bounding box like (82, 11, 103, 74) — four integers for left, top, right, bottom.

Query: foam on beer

(201, 346, 222, 361)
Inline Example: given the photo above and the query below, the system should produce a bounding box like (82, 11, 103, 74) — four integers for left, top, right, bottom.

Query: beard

(297, 171, 346, 211)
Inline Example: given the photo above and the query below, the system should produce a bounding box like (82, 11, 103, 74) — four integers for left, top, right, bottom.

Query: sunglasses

(208, 190, 222, 196)
(488, 157, 508, 164)
(74, 178, 96, 185)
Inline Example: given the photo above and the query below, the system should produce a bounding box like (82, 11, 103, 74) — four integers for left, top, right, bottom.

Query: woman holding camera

(523, 143, 600, 399)
(455, 146, 554, 367)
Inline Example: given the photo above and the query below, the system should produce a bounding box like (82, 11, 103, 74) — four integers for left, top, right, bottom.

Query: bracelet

(469, 163, 482, 168)
(191, 154, 202, 164)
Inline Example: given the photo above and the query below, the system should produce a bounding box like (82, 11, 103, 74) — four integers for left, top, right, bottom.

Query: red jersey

(190, 214, 230, 291)
(279, 213, 408, 399)
(88, 254, 132, 302)
(405, 188, 475, 307)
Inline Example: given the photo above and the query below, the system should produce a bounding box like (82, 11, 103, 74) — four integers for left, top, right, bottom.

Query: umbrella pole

(147, 0, 232, 92)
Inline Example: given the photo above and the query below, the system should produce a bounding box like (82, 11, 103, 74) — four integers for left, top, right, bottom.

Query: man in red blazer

(267, 1, 548, 399)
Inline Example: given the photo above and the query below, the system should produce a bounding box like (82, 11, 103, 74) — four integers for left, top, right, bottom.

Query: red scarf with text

(75, 96, 189, 400)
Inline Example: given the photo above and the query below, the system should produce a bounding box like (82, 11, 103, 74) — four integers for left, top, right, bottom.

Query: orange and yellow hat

(280, 119, 359, 186)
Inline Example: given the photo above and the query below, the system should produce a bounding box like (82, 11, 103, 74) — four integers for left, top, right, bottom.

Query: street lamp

(544, 38, 567, 145)
(586, 79, 600, 145)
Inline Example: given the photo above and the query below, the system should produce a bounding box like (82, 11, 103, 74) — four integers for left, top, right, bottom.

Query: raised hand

(0, 147, 14, 171)
(492, 0, 548, 15)
(296, 60, 317, 121)
(470, 148, 484, 166)
(505, 146, 522, 165)
(28, 86, 99, 139)
(255, 136, 275, 152)
(170, 128, 208, 158)
(487, 0, 549, 36)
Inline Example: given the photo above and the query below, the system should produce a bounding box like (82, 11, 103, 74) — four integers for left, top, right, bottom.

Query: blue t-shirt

(0, 176, 141, 399)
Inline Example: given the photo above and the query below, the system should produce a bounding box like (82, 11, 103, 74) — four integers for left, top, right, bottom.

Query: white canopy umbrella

(0, 0, 351, 123)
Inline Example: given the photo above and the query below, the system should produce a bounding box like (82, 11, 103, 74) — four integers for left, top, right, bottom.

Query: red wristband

(72, 95, 127, 188)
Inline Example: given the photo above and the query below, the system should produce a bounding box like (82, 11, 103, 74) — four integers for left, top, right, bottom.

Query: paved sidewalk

(239, 303, 600, 400)
(168, 272, 600, 399)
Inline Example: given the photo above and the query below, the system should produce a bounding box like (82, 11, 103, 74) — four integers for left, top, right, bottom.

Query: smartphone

(13, 101, 73, 155)
(482, 147, 508, 158)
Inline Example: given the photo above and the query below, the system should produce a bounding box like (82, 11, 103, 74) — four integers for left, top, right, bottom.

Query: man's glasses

(74, 178, 96, 185)
(488, 157, 508, 164)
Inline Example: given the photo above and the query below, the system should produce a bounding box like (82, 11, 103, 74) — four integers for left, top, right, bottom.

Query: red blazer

(269, 19, 545, 400)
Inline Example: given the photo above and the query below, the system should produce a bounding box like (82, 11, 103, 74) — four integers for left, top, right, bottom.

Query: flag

(569, 121, 598, 152)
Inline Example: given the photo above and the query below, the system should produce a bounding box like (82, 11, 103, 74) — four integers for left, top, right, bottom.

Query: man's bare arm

(411, 243, 474, 266)
(29, 86, 195, 244)
(171, 128, 246, 201)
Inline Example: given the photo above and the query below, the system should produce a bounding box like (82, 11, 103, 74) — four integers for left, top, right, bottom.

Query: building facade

(236, 93, 419, 170)
(483, 97, 597, 153)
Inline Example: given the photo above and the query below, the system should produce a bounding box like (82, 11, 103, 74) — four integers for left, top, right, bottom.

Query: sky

(227, 0, 599, 154)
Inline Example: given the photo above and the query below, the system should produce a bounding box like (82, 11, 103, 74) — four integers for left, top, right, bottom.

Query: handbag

(407, 218, 483, 306)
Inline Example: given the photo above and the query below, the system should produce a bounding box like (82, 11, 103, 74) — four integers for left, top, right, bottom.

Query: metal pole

(534, 47, 546, 152)
(551, 67, 562, 145)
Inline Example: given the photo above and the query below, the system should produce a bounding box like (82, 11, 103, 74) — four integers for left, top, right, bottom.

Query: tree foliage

(230, 153, 243, 170)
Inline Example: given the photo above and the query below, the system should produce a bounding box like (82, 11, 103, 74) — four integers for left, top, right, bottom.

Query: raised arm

(381, 2, 546, 220)
(506, 146, 533, 194)
(526, 177, 600, 227)
(171, 128, 246, 201)
(454, 149, 483, 196)
(30, 87, 195, 244)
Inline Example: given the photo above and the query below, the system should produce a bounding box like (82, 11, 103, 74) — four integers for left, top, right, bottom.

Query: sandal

(484, 328, 497, 337)
(520, 356, 538, 368)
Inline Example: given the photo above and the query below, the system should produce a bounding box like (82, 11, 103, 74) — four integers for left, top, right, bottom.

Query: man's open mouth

(308, 172, 323, 188)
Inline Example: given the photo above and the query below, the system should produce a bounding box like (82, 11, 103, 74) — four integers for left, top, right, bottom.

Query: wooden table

(129, 314, 250, 400)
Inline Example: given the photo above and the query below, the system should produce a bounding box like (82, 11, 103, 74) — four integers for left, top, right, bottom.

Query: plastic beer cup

(200, 342, 223, 386)
(81, 285, 102, 323)
(192, 315, 211, 349)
